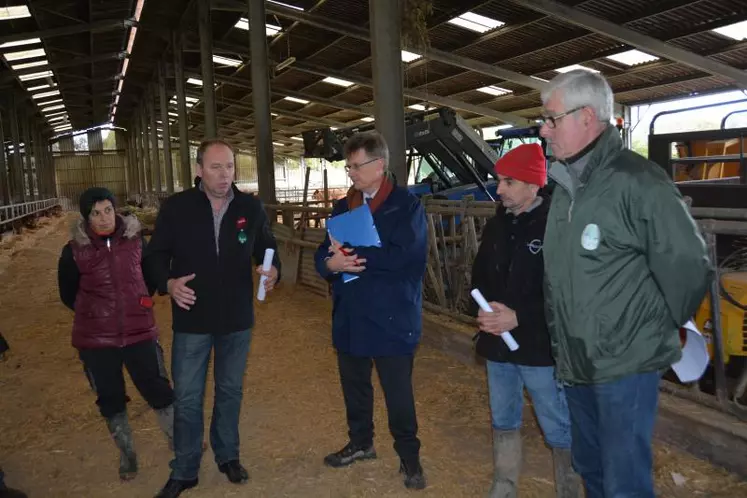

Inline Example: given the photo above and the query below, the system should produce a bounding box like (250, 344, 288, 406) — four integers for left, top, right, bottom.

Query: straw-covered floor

(0, 213, 745, 497)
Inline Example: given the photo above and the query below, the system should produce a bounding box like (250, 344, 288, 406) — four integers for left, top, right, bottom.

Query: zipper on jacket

(107, 238, 126, 348)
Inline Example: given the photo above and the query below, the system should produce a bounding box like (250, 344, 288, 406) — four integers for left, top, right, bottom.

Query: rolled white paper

(470, 289, 520, 351)
(257, 248, 275, 301)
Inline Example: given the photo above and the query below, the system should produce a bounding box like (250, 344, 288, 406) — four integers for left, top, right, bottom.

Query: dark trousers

(337, 352, 421, 462)
(79, 339, 175, 418)
(566, 371, 661, 498)
(169, 329, 252, 481)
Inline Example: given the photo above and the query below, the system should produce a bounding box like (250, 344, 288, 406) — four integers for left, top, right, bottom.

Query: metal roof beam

(291, 61, 533, 126)
(511, 0, 747, 89)
(183, 70, 370, 114)
(0, 18, 137, 46)
(211, 0, 545, 92)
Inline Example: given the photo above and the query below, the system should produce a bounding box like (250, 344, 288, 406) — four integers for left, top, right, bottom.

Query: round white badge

(581, 223, 601, 251)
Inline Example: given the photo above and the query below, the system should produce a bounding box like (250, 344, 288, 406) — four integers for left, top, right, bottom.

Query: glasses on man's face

(344, 157, 380, 172)
(539, 106, 585, 129)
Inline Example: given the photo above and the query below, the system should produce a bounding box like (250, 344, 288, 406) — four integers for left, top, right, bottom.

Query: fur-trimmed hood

(71, 214, 142, 246)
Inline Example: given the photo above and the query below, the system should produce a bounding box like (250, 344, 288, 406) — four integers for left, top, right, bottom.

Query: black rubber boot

(106, 411, 138, 481)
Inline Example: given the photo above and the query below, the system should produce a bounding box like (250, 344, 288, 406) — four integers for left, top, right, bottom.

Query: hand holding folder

(326, 204, 381, 283)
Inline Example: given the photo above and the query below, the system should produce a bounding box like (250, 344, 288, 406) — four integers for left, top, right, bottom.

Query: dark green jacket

(543, 126, 711, 385)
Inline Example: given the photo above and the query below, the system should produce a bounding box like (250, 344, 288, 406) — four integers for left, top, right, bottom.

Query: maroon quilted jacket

(68, 215, 157, 349)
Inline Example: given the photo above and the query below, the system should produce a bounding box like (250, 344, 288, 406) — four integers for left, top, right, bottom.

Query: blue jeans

(565, 371, 661, 498)
(169, 329, 252, 481)
(486, 360, 571, 449)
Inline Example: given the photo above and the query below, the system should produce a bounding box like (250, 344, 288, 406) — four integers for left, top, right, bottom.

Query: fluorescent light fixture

(495, 124, 513, 130)
(605, 49, 659, 66)
(448, 12, 504, 33)
(234, 18, 282, 36)
(530, 75, 549, 82)
(408, 104, 427, 111)
(554, 64, 599, 74)
(31, 89, 60, 99)
(48, 116, 67, 123)
(4, 48, 46, 61)
(187, 78, 203, 86)
(322, 76, 354, 87)
(476, 85, 512, 96)
(42, 104, 65, 112)
(330, 127, 338, 130)
(401, 50, 422, 63)
(38, 98, 63, 106)
(185, 96, 199, 103)
(11, 59, 48, 70)
(271, 112, 279, 116)
(54, 126, 72, 132)
(272, 142, 285, 147)
(0, 6, 32, 20)
(27, 83, 55, 91)
(169, 111, 178, 117)
(284, 96, 309, 104)
(0, 38, 40, 49)
(712, 20, 747, 41)
(213, 55, 242, 67)
(268, 0, 304, 11)
(361, 117, 375, 122)
(44, 110, 67, 118)
(291, 136, 303, 141)
(19, 70, 53, 81)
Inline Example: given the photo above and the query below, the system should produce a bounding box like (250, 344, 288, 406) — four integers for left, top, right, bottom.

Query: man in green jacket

(539, 70, 711, 497)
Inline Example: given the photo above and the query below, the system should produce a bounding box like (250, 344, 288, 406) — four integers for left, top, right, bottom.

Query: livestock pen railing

(0, 198, 61, 228)
(266, 198, 747, 419)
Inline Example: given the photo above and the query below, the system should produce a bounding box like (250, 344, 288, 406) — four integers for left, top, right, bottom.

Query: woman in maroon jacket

(57, 187, 175, 481)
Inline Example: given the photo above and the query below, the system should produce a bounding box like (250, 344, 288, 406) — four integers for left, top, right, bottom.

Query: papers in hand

(671, 320, 709, 383)
(326, 203, 381, 283)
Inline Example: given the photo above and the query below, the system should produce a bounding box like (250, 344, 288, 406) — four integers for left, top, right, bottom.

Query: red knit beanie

(494, 143, 547, 187)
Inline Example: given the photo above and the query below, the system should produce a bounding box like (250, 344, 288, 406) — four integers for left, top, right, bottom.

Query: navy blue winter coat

(314, 186, 428, 357)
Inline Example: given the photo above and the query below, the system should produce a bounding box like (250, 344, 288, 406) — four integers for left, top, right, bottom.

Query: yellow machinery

(673, 137, 747, 182)
(692, 271, 747, 364)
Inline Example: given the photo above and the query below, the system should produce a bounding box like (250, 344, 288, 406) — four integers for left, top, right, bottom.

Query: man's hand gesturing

(168, 274, 197, 310)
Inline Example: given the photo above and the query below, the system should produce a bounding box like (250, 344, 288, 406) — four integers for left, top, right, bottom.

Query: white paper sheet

(671, 320, 710, 383)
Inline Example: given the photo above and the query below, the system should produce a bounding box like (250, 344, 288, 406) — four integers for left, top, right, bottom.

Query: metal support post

(172, 30, 192, 190)
(159, 65, 175, 194)
(369, 0, 407, 185)
(0, 109, 8, 204)
(706, 232, 728, 404)
(148, 87, 162, 192)
(198, 0, 218, 138)
(140, 106, 151, 191)
(248, 0, 276, 204)
(9, 93, 24, 203)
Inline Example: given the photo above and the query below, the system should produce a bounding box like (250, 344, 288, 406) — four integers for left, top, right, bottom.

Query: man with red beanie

(471, 144, 581, 497)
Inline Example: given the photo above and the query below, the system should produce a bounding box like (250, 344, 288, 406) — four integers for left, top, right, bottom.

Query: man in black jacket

(146, 139, 280, 498)
(472, 144, 581, 498)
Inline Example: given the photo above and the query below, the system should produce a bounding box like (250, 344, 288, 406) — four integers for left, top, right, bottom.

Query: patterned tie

(365, 196, 372, 205)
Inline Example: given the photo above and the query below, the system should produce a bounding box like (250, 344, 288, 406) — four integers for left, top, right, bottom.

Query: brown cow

(311, 187, 347, 202)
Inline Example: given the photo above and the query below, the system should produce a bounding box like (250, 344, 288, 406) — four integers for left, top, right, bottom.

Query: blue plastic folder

(326, 203, 381, 283)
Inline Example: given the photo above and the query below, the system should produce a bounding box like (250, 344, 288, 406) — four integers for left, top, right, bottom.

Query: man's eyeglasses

(344, 157, 381, 172)
(539, 106, 585, 129)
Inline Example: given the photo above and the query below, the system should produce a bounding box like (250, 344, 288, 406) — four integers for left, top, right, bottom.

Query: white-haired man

(539, 70, 711, 497)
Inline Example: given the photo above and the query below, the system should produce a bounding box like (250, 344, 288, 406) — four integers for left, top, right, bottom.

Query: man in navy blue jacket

(315, 131, 428, 490)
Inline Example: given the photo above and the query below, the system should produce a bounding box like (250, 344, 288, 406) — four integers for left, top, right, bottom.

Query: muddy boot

(552, 447, 583, 498)
(155, 405, 174, 451)
(488, 429, 521, 498)
(106, 411, 138, 481)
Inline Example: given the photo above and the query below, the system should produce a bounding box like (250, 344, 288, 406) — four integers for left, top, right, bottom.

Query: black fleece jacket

(470, 196, 554, 366)
(144, 185, 281, 335)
